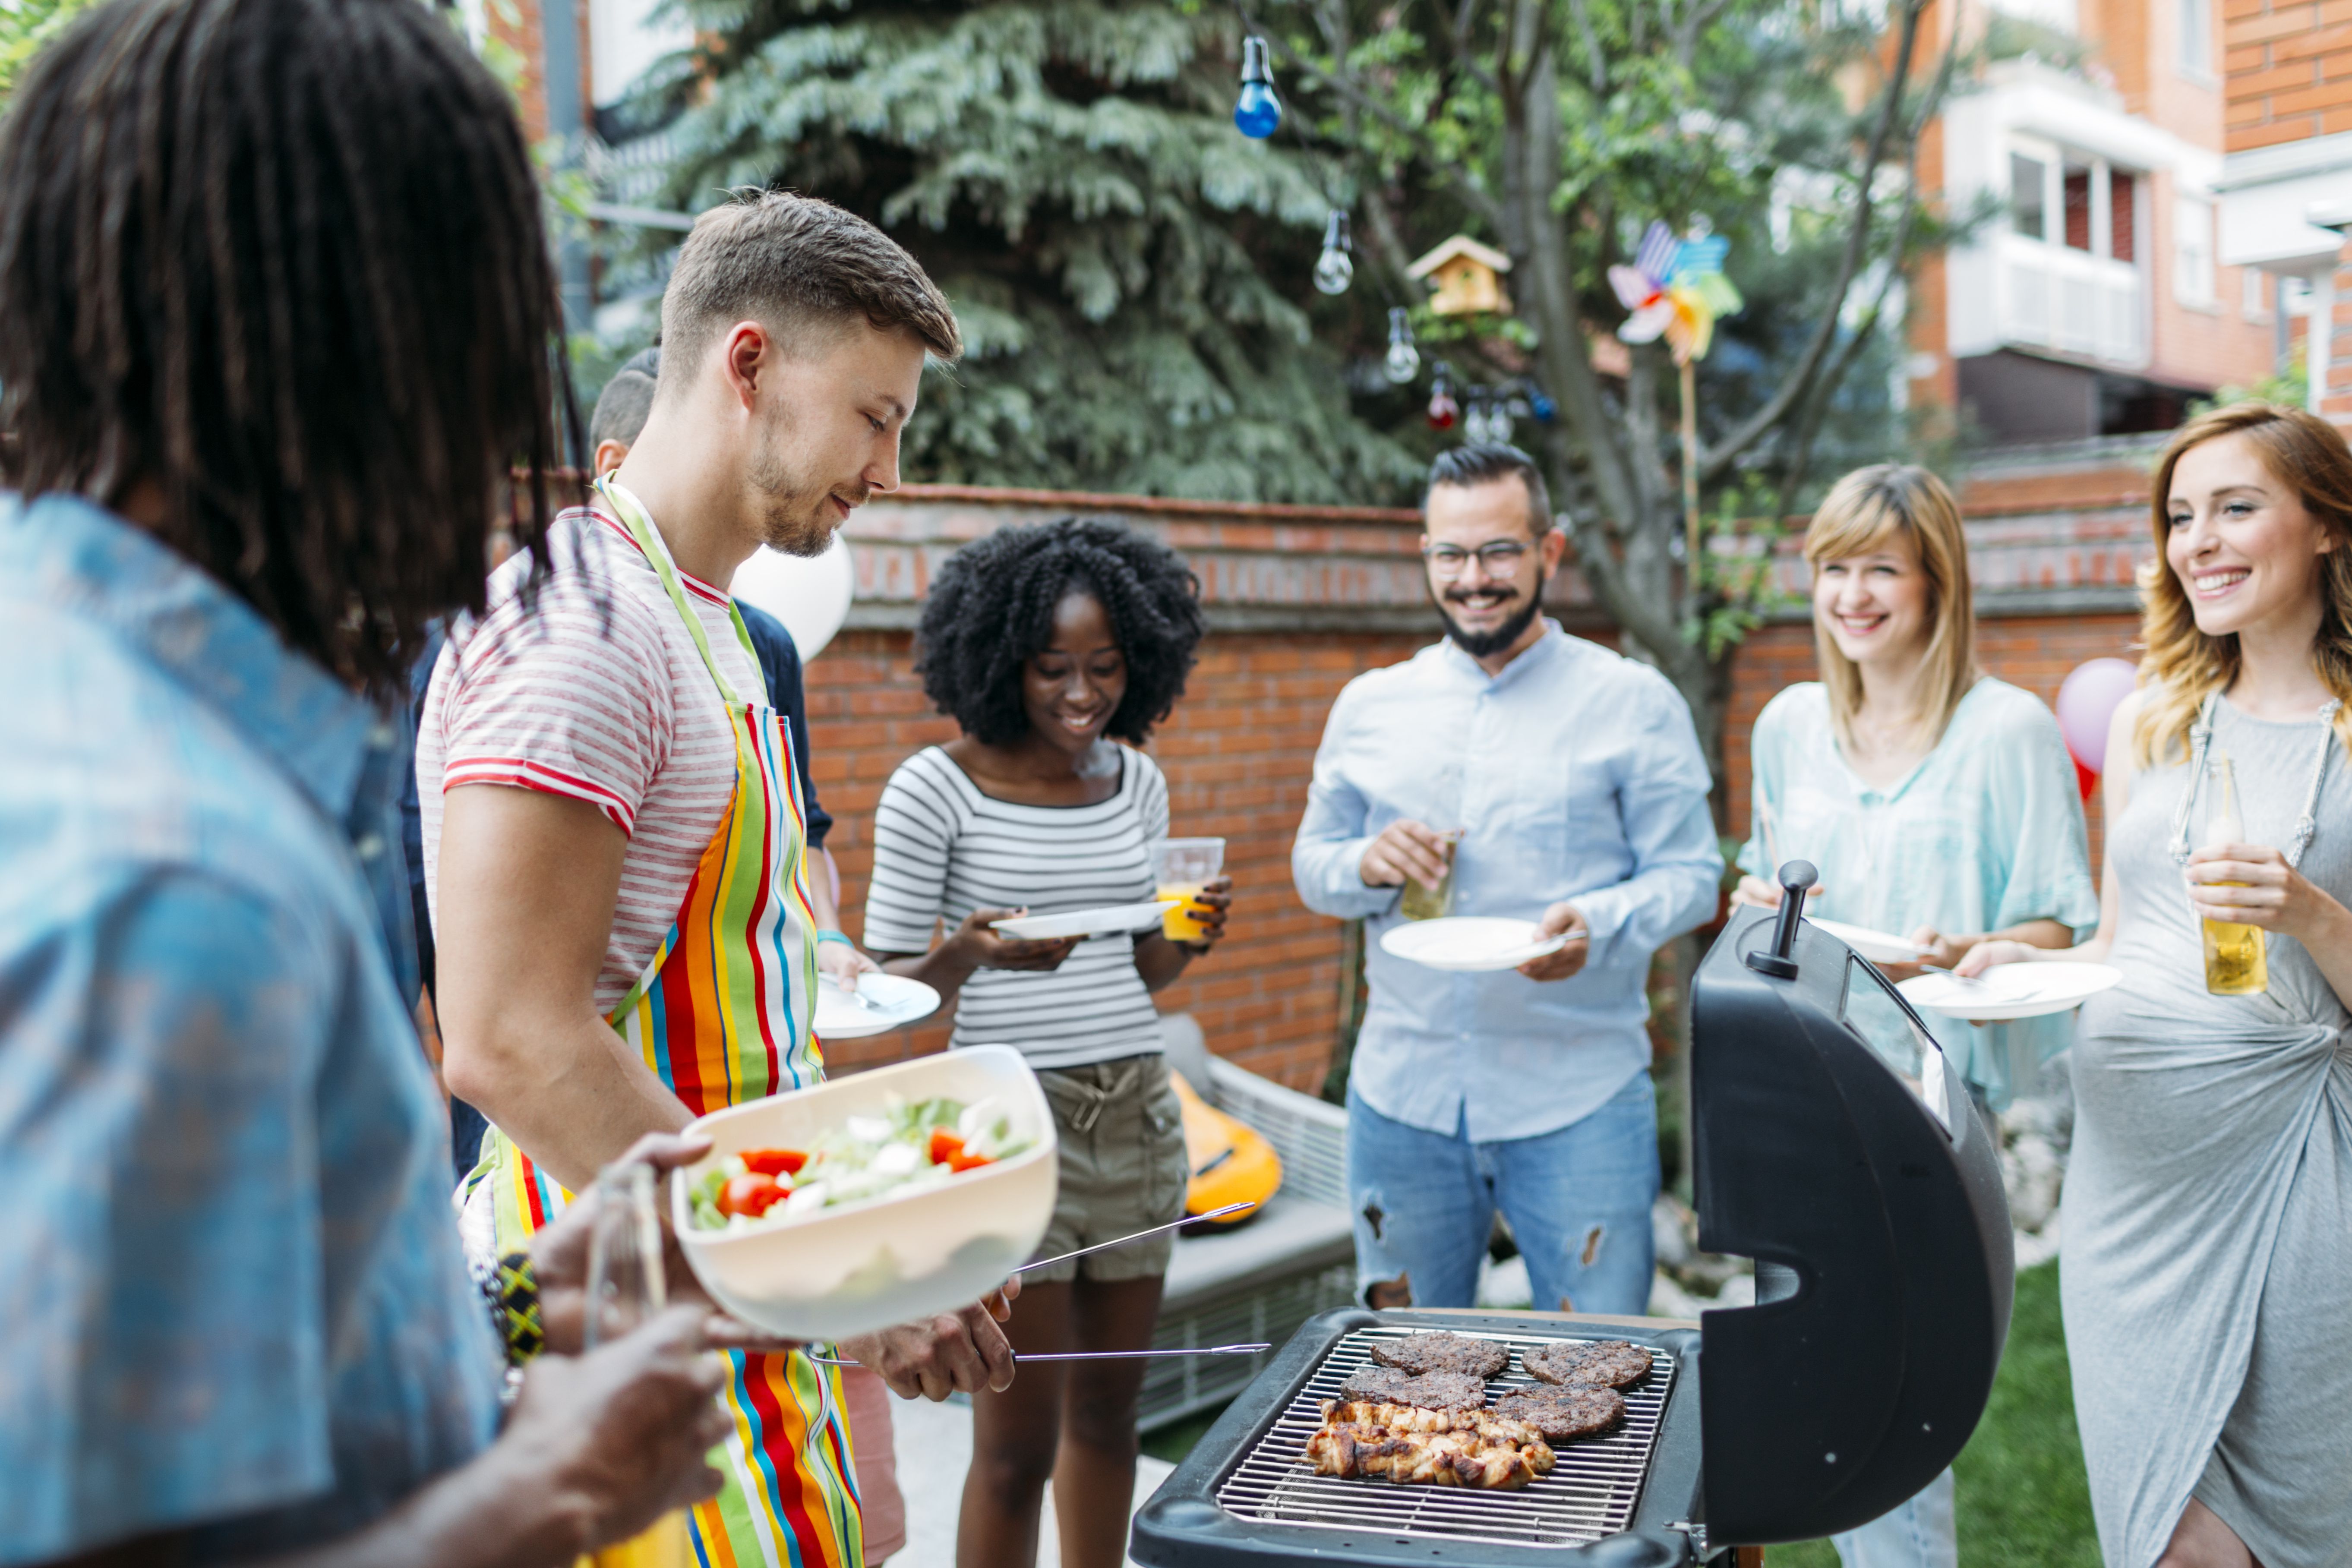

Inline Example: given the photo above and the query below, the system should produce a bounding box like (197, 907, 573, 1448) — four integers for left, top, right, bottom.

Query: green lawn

(1774, 1261, 2099, 1565)
(1143, 1263, 2098, 1564)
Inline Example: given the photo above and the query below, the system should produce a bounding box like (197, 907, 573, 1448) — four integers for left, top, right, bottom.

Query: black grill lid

(1690, 868, 2014, 1543)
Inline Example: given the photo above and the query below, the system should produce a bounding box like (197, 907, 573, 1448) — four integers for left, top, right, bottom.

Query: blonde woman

(1961, 404, 2352, 1568)
(1734, 464, 2096, 1568)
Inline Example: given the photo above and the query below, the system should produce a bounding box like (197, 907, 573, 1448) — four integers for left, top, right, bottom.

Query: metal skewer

(808, 1343, 1273, 1366)
(1020, 1200, 1258, 1276)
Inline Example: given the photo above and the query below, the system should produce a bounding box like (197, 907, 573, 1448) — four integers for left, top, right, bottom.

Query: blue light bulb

(1234, 37, 1282, 139)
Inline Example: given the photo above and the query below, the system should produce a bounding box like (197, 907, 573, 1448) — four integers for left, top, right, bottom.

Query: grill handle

(1743, 860, 1816, 980)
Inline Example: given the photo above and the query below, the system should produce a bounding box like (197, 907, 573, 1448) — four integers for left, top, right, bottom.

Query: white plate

(1807, 916, 1928, 964)
(1897, 961, 2123, 1021)
(1379, 916, 1568, 973)
(990, 901, 1179, 941)
(814, 973, 941, 1038)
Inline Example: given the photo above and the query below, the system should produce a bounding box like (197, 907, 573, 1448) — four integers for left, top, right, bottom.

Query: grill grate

(1212, 1326, 1677, 1550)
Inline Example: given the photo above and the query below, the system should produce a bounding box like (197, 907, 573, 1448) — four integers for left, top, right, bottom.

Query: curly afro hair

(915, 519, 1207, 747)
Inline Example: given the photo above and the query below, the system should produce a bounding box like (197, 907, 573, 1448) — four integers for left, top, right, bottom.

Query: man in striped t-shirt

(420, 192, 1014, 1568)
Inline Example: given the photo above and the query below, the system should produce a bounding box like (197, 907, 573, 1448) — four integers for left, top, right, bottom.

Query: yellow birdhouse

(1408, 235, 1513, 317)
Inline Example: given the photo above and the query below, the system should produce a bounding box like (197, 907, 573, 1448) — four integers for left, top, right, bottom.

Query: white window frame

(2174, 194, 2217, 309)
(2179, 0, 2215, 81)
(2244, 267, 2271, 322)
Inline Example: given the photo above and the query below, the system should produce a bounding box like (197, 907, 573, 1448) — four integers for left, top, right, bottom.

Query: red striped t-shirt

(417, 502, 767, 1010)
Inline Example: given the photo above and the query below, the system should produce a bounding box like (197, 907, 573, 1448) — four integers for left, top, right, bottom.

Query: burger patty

(1337, 1366, 1490, 1411)
(1521, 1340, 1653, 1389)
(1490, 1385, 1628, 1441)
(1367, 1332, 1510, 1381)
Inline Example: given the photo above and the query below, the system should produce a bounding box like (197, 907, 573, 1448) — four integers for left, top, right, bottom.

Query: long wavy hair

(2133, 402, 2352, 767)
(1804, 464, 1980, 754)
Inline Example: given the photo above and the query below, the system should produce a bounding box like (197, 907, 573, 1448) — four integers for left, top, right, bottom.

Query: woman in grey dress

(1964, 402, 2352, 1568)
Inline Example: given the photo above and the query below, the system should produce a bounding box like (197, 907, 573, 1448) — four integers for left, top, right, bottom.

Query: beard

(1438, 572, 1547, 658)
(746, 416, 858, 559)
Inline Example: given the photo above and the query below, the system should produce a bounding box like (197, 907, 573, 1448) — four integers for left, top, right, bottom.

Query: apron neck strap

(594, 476, 764, 708)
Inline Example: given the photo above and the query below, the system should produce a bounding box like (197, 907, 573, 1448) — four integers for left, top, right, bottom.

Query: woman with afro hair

(862, 517, 1233, 1568)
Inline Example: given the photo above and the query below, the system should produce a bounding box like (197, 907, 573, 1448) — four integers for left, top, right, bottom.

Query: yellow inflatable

(1169, 1069, 1281, 1223)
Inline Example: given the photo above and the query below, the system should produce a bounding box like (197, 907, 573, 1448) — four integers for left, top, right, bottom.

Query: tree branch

(1695, 0, 1929, 485)
(1256, 28, 1507, 230)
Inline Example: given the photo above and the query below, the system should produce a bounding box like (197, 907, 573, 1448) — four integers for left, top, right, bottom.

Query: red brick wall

(1723, 613, 2142, 885)
(2223, 0, 2352, 150)
(805, 628, 1425, 1091)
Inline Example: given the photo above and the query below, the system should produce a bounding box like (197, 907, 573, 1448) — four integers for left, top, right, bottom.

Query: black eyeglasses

(1421, 541, 1531, 580)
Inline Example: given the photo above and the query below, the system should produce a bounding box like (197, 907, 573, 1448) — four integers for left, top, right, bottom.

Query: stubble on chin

(761, 504, 838, 559)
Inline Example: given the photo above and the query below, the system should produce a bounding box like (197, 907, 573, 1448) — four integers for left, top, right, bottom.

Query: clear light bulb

(1487, 404, 1514, 444)
(1383, 306, 1420, 384)
(1313, 211, 1353, 295)
(1234, 38, 1282, 139)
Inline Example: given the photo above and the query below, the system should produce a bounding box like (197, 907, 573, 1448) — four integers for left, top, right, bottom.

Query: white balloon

(728, 532, 855, 660)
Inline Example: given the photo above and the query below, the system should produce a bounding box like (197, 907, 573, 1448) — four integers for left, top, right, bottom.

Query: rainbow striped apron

(462, 478, 860, 1568)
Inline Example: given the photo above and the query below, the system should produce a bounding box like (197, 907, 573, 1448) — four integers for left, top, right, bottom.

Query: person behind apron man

(0, 0, 748, 1559)
(422, 192, 1012, 1568)
(1730, 465, 2097, 1568)
(1962, 403, 2352, 1568)
(859, 520, 1231, 1568)
(1291, 444, 1721, 1316)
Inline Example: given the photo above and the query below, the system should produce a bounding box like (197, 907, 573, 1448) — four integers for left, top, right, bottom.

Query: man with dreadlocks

(420, 191, 1006, 1568)
(0, 0, 748, 1562)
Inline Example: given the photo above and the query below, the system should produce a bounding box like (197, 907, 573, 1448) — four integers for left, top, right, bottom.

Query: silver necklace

(2166, 691, 2343, 871)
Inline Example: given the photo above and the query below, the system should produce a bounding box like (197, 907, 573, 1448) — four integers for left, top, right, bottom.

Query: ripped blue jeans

(1345, 1072, 1660, 1316)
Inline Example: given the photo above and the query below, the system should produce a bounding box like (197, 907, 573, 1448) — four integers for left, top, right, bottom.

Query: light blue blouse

(1736, 678, 2100, 1107)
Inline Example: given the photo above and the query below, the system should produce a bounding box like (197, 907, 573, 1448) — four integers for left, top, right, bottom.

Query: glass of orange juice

(575, 1162, 698, 1568)
(1152, 837, 1225, 943)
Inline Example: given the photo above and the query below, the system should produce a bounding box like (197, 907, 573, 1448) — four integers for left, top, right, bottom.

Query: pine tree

(634, 0, 1426, 504)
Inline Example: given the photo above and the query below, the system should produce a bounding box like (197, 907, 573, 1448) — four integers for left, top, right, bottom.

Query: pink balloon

(2056, 658, 2138, 774)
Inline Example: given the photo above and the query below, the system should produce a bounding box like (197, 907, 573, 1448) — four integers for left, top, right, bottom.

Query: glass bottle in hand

(2200, 752, 2268, 996)
(1399, 830, 1464, 921)
(579, 1162, 697, 1568)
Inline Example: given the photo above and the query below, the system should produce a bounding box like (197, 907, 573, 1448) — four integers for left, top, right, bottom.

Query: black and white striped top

(863, 745, 1170, 1069)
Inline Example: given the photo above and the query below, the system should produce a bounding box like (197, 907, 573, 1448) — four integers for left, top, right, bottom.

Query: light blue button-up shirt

(0, 495, 500, 1562)
(1292, 623, 1724, 1142)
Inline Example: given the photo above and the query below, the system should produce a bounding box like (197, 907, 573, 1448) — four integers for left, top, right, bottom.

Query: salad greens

(689, 1094, 1030, 1233)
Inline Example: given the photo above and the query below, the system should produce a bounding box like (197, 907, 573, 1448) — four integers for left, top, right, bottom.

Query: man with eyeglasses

(1291, 444, 1721, 1316)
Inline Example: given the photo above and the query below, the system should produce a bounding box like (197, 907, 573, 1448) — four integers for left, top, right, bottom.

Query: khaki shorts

(1025, 1054, 1188, 1284)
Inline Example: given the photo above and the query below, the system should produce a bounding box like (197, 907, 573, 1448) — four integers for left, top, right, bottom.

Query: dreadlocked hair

(914, 519, 1207, 747)
(0, 0, 578, 697)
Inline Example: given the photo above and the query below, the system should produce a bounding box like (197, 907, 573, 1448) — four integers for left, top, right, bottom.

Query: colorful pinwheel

(1610, 221, 1744, 366)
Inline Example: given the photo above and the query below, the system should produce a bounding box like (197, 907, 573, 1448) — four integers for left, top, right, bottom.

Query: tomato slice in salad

(947, 1148, 993, 1173)
(718, 1172, 787, 1218)
(741, 1147, 808, 1177)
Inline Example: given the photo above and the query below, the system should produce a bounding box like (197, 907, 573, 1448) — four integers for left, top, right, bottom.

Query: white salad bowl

(670, 1044, 1058, 1341)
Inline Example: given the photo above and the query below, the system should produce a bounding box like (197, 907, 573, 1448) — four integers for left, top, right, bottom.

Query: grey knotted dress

(2066, 699, 2352, 1567)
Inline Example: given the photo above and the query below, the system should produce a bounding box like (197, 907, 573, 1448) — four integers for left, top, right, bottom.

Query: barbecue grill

(1131, 863, 2016, 1566)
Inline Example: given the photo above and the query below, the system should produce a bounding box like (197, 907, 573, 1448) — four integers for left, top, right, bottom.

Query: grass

(1140, 1264, 2099, 1563)
(1773, 1261, 2099, 1565)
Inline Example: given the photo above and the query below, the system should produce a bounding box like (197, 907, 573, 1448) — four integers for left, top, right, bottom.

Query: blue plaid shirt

(0, 495, 501, 1562)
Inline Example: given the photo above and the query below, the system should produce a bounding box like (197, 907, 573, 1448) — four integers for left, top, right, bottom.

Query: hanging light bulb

(1313, 210, 1353, 295)
(1383, 307, 1420, 384)
(1526, 380, 1558, 423)
(1486, 396, 1514, 445)
(1427, 362, 1459, 430)
(1234, 37, 1282, 139)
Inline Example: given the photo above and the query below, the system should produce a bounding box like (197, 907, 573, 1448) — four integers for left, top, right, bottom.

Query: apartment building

(1910, 0, 2285, 445)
